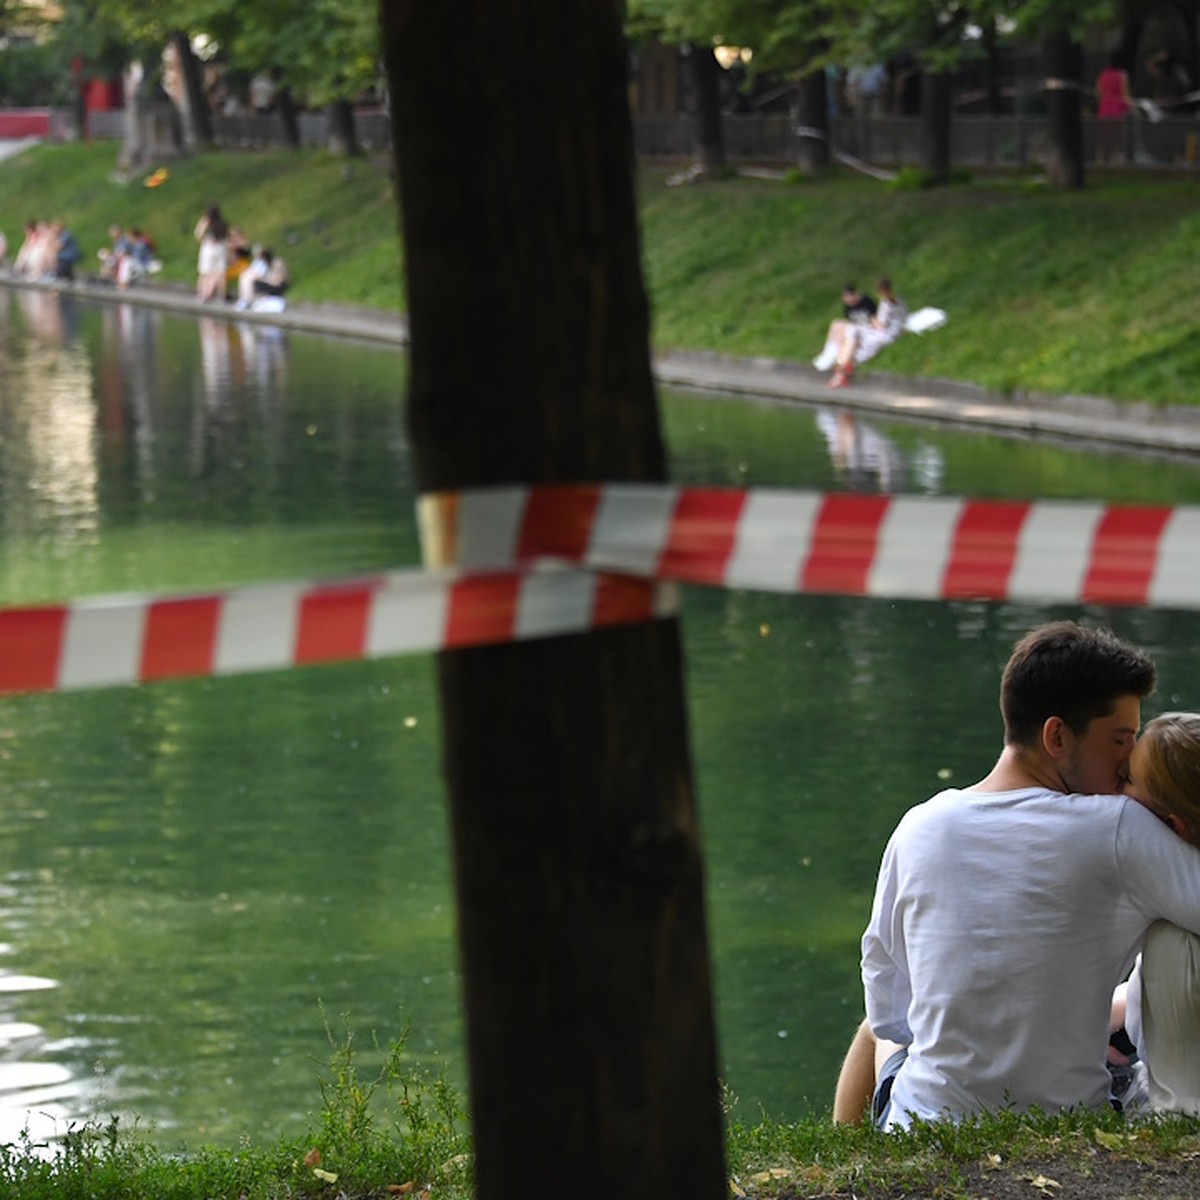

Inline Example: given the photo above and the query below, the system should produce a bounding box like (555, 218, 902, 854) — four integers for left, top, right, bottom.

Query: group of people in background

(194, 203, 290, 311)
(1, 206, 289, 313)
(4, 218, 83, 282)
(1, 219, 159, 289)
(97, 225, 162, 289)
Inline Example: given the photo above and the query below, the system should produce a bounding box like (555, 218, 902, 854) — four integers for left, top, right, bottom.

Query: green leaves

(54, 0, 381, 103)
(627, 0, 1124, 79)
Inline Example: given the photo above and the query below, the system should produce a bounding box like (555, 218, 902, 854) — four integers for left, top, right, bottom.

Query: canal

(3, 286, 1200, 1147)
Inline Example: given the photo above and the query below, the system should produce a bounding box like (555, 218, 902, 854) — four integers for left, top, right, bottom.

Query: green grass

(5, 1049, 1200, 1200)
(0, 142, 406, 313)
(0, 1015, 474, 1200)
(637, 167, 1200, 407)
(3, 143, 1200, 407)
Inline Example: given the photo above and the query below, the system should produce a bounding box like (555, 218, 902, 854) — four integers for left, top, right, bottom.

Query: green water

(3, 287, 1200, 1147)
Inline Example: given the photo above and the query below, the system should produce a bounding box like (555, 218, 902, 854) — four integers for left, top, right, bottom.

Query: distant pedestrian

(52, 220, 82, 281)
(1095, 51, 1132, 164)
(194, 204, 229, 303)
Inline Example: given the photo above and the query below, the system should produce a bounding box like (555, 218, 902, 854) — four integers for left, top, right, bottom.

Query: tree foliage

(628, 0, 1125, 78)
(50, 0, 379, 104)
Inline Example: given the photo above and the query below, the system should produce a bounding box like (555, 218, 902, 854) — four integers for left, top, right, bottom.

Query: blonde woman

(1118, 712, 1200, 1113)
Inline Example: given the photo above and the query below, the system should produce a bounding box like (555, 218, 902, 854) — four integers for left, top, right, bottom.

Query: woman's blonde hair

(1138, 712, 1200, 846)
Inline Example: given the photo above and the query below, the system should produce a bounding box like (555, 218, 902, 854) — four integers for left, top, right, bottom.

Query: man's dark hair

(1000, 620, 1156, 745)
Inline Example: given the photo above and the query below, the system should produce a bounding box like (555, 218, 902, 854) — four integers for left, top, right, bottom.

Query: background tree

(627, 1, 732, 174)
(63, 0, 380, 155)
(629, 0, 1126, 186)
(379, 0, 728, 1196)
(233, 0, 379, 155)
(628, 0, 835, 174)
(1005, 0, 1122, 187)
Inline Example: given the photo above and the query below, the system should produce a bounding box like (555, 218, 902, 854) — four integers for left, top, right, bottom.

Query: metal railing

(633, 112, 1200, 170)
(25, 107, 1200, 171)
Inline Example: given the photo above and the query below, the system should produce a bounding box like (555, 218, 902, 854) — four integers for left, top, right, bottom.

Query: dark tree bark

(277, 86, 301, 150)
(1043, 27, 1086, 189)
(326, 98, 359, 156)
(920, 70, 952, 179)
(378, 3, 727, 1200)
(172, 31, 212, 148)
(982, 19, 1005, 114)
(688, 43, 726, 174)
(794, 68, 830, 172)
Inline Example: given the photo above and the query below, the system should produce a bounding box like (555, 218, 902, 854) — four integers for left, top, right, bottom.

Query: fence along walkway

(635, 111, 1200, 170)
(26, 105, 1200, 170)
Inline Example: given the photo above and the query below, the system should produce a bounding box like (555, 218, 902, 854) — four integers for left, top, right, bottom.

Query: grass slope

(2, 143, 1199, 407)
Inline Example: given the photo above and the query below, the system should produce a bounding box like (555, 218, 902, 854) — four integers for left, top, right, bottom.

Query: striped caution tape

(419, 484, 1200, 609)
(5, 484, 1200, 695)
(0, 565, 674, 696)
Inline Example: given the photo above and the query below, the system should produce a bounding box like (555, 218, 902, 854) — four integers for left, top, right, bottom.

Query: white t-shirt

(863, 787, 1200, 1129)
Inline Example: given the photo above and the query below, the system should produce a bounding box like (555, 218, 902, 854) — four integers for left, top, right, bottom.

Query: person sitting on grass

(823, 276, 907, 388)
(832, 621, 1200, 1131)
(1111, 712, 1200, 1115)
(236, 246, 290, 311)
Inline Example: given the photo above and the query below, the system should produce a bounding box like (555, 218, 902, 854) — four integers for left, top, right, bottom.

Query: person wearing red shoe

(827, 277, 908, 387)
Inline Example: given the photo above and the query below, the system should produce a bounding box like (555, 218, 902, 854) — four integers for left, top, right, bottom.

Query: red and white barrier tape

(4, 484, 1200, 695)
(0, 565, 673, 696)
(420, 484, 1200, 609)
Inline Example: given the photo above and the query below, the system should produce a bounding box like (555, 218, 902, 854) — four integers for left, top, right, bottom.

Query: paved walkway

(5, 272, 1200, 459)
(0, 138, 39, 163)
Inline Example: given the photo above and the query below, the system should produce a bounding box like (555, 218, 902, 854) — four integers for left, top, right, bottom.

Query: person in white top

(830, 620, 1200, 1130)
(821, 276, 908, 389)
(1110, 712, 1200, 1114)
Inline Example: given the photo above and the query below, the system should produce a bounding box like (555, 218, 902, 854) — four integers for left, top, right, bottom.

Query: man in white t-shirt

(831, 620, 1200, 1129)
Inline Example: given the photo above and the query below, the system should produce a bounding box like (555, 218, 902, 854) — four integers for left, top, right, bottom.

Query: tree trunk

(378, 4, 727, 1200)
(326, 98, 359, 156)
(119, 63, 146, 171)
(688, 43, 726, 174)
(983, 19, 1004, 114)
(920, 70, 952, 179)
(794, 68, 829, 172)
(172, 31, 212, 148)
(1043, 27, 1086, 189)
(277, 86, 301, 150)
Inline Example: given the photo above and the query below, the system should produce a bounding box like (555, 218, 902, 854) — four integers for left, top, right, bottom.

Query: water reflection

(1, 289, 413, 606)
(814, 407, 944, 494)
(1, 293, 97, 546)
(0, 937, 93, 1148)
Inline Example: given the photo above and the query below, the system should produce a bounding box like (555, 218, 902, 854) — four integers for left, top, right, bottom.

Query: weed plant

(1, 1037, 1200, 1199)
(4, 1093, 1200, 1200)
(0, 1015, 473, 1200)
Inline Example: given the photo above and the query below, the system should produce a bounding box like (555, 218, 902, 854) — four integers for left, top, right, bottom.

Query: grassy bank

(10, 1076, 1200, 1200)
(2, 142, 1199, 407)
(4, 142, 1200, 1198)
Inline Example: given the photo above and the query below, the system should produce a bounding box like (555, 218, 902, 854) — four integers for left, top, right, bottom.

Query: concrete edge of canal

(5, 272, 1200, 461)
